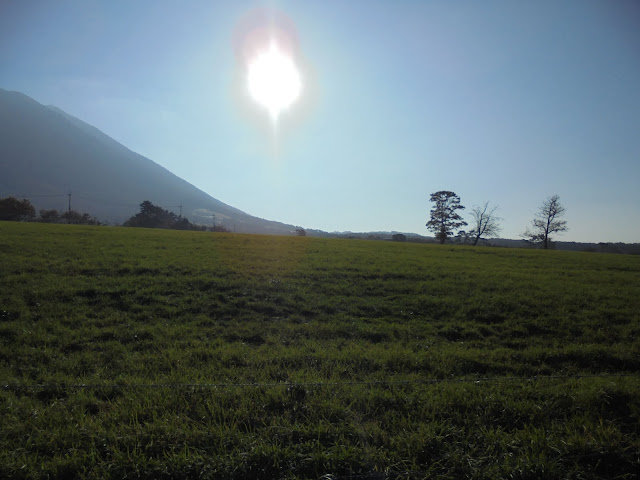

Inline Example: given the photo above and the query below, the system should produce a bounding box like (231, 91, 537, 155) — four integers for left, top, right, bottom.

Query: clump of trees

(424, 191, 569, 249)
(0, 197, 100, 224)
(37, 209, 101, 225)
(426, 192, 502, 246)
(124, 201, 205, 231)
(0, 197, 36, 221)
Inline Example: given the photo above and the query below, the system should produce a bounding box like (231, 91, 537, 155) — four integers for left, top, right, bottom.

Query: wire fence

(3, 372, 636, 391)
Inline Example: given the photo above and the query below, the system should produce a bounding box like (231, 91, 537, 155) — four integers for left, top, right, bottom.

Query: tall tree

(523, 194, 567, 249)
(468, 202, 502, 246)
(426, 191, 467, 244)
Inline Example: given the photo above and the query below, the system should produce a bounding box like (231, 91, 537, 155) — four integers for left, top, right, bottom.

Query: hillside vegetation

(1, 222, 639, 479)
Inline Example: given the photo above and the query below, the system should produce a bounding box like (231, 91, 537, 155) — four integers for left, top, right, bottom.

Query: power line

(74, 195, 139, 209)
(10, 194, 67, 198)
(161, 205, 183, 217)
(6, 192, 187, 212)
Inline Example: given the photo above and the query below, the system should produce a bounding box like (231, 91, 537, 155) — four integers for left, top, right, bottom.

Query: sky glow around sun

(247, 41, 301, 120)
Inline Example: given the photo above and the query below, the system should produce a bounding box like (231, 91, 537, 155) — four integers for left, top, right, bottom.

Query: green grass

(1, 221, 639, 479)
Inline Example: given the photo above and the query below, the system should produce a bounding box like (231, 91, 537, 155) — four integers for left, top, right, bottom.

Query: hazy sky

(1, 0, 639, 242)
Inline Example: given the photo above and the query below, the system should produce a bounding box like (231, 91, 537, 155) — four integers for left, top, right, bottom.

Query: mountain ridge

(0, 88, 300, 234)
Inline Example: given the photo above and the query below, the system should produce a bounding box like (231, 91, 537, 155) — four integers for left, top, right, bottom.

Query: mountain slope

(0, 88, 298, 233)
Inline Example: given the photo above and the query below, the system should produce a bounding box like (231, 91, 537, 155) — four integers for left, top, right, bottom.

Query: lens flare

(247, 41, 302, 120)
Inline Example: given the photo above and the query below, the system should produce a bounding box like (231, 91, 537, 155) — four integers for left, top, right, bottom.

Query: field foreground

(1, 222, 639, 479)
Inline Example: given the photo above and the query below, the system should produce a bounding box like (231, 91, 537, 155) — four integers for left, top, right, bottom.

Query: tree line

(0, 194, 577, 249)
(426, 190, 567, 249)
(0, 197, 230, 232)
(0, 196, 100, 225)
(123, 201, 231, 232)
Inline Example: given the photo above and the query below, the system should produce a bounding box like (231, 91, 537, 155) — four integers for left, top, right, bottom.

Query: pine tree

(426, 191, 467, 244)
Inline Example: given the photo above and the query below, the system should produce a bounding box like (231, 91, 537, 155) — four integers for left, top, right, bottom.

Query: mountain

(0, 88, 300, 234)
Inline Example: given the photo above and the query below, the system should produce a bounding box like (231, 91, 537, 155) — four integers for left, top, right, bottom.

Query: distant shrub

(62, 210, 101, 225)
(38, 209, 61, 223)
(37, 208, 101, 225)
(34, 209, 101, 225)
(0, 196, 36, 221)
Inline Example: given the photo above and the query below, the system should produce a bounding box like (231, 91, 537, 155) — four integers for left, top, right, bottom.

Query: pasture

(1, 222, 639, 479)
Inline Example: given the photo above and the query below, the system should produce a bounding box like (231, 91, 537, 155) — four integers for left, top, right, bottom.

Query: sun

(247, 41, 302, 120)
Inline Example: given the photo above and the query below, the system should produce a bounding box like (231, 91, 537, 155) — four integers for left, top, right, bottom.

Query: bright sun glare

(247, 42, 302, 120)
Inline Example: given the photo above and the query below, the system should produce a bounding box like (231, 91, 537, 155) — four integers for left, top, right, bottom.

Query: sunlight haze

(1, 0, 639, 242)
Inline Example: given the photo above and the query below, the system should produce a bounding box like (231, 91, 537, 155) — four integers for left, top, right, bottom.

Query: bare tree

(426, 191, 467, 244)
(468, 202, 502, 246)
(523, 195, 567, 249)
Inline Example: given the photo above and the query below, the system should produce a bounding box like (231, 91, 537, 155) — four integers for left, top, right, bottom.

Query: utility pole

(67, 192, 72, 224)
(179, 205, 182, 218)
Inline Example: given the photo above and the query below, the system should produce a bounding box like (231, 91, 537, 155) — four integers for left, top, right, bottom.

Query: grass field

(1, 221, 639, 479)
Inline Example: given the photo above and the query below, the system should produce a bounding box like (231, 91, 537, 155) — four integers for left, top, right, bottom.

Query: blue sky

(1, 0, 639, 242)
